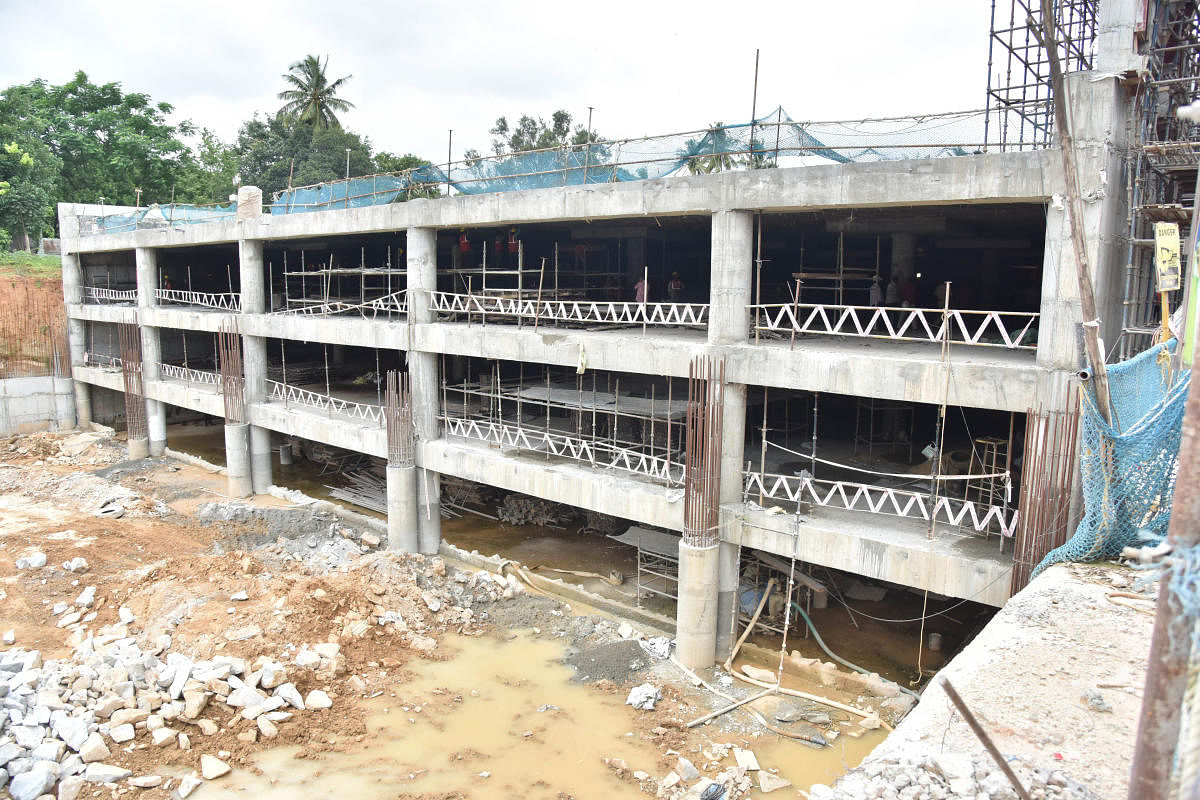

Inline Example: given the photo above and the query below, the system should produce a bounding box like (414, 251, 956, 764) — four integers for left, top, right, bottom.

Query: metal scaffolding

(985, 0, 1099, 150)
(1121, 0, 1200, 357)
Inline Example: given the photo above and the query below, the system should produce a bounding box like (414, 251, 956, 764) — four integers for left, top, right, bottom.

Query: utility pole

(1035, 0, 1115, 425)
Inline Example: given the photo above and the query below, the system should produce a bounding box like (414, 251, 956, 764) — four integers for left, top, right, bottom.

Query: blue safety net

(270, 106, 982, 213)
(1035, 341, 1191, 575)
(83, 203, 236, 234)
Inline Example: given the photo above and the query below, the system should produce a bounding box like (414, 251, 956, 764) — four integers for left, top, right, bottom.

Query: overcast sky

(1, 1, 994, 162)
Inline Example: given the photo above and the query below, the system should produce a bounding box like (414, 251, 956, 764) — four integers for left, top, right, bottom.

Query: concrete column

(224, 422, 253, 498)
(66, 315, 91, 427)
(890, 232, 916, 282)
(714, 380, 746, 661)
(708, 210, 754, 346)
(250, 426, 273, 494)
(1036, 74, 1129, 372)
(1094, 0, 1144, 75)
(239, 239, 265, 314)
(127, 435, 149, 460)
(387, 464, 419, 552)
(242, 333, 272, 494)
(61, 252, 83, 306)
(408, 227, 443, 553)
(135, 247, 166, 456)
(715, 539, 740, 662)
(676, 541, 720, 669)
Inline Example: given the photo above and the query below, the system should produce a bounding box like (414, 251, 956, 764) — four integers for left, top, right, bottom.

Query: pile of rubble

(818, 752, 1099, 800)
(0, 606, 346, 800)
(1, 431, 121, 468)
(497, 493, 573, 527)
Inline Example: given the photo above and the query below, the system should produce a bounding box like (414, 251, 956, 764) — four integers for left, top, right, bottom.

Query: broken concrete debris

(625, 683, 662, 710)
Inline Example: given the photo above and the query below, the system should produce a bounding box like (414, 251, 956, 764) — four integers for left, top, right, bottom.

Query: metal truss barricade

(266, 380, 385, 426)
(431, 292, 708, 328)
(751, 303, 1039, 350)
(159, 363, 221, 388)
(743, 470, 1018, 537)
(82, 352, 123, 370)
(275, 290, 407, 319)
(84, 287, 137, 304)
(444, 416, 682, 485)
(154, 289, 242, 312)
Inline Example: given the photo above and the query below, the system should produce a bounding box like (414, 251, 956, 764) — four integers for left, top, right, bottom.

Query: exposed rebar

(217, 321, 245, 424)
(117, 322, 147, 440)
(385, 369, 416, 467)
(683, 356, 725, 548)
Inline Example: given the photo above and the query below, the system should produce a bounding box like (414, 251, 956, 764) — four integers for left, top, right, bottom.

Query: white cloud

(1, 0, 993, 162)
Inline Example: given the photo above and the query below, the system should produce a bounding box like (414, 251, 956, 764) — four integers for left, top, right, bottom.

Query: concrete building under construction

(55, 0, 1199, 668)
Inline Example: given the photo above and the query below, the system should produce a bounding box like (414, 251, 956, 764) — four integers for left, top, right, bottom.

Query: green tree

(276, 55, 355, 130)
(175, 129, 239, 204)
(0, 72, 193, 207)
(486, 109, 598, 155)
(234, 113, 373, 197)
(0, 140, 58, 250)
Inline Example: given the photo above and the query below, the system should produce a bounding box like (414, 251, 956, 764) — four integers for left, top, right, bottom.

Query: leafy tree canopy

(0, 140, 57, 250)
(234, 113, 374, 197)
(0, 71, 193, 207)
(486, 109, 599, 156)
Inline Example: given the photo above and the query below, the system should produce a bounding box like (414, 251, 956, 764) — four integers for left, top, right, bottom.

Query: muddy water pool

(200, 633, 881, 798)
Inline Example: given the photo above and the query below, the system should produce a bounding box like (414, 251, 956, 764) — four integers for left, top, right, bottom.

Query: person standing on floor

(667, 272, 684, 302)
(635, 276, 647, 304)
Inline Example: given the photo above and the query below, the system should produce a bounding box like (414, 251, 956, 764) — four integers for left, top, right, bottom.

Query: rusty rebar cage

(117, 322, 147, 440)
(683, 356, 725, 548)
(385, 369, 415, 467)
(217, 321, 245, 424)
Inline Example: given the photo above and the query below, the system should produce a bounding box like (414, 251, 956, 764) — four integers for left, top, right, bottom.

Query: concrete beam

(60, 150, 1049, 255)
(731, 504, 1012, 607)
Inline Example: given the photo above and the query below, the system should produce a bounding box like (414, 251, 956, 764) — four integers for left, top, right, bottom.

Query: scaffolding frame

(985, 0, 1099, 151)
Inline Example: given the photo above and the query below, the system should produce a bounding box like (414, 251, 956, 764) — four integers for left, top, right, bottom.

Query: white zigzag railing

(266, 380, 384, 426)
(743, 470, 1018, 537)
(84, 287, 137, 304)
(154, 289, 242, 312)
(431, 292, 708, 327)
(82, 352, 122, 369)
(276, 290, 407, 318)
(444, 416, 682, 484)
(159, 363, 221, 387)
(751, 303, 1038, 350)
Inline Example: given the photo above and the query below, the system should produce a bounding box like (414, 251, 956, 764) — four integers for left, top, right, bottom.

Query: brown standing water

(195, 633, 884, 798)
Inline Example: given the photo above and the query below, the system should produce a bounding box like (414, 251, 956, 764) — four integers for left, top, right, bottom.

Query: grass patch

(0, 251, 62, 279)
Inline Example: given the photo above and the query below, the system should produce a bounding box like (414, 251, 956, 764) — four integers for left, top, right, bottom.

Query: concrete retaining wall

(0, 376, 76, 435)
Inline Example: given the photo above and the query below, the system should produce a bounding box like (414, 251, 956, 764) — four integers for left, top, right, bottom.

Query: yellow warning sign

(1155, 221, 1182, 292)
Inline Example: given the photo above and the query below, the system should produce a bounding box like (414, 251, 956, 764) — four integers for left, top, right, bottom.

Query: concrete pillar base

(715, 540, 740, 663)
(126, 436, 149, 461)
(147, 399, 166, 457)
(250, 426, 273, 494)
(387, 464, 420, 552)
(417, 467, 441, 555)
(73, 380, 92, 428)
(224, 422, 253, 498)
(676, 541, 720, 670)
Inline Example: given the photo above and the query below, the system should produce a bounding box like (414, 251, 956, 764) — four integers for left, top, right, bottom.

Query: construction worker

(667, 272, 685, 302)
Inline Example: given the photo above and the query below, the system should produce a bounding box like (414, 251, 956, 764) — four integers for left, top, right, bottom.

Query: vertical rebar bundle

(385, 369, 415, 467)
(683, 356, 725, 548)
(0, 279, 69, 379)
(117, 322, 147, 440)
(1010, 389, 1081, 592)
(217, 321, 245, 424)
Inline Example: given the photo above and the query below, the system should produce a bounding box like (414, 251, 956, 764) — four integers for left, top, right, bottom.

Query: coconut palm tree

(277, 55, 355, 129)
